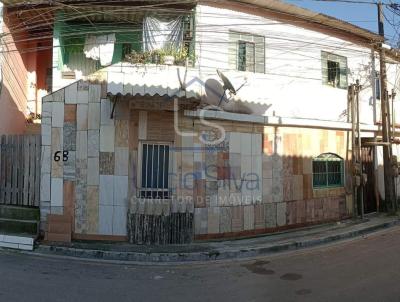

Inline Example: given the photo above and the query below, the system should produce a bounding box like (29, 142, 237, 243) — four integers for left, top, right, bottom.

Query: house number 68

(54, 151, 69, 162)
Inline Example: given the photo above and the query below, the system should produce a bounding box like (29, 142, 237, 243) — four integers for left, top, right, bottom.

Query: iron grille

(312, 153, 344, 188)
(139, 143, 170, 199)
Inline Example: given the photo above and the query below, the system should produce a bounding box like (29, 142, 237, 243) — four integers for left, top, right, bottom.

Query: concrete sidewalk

(31, 214, 400, 263)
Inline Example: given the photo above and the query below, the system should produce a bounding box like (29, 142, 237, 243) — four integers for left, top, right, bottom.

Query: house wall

(194, 3, 400, 205)
(182, 119, 352, 238)
(39, 3, 400, 240)
(0, 8, 29, 134)
(48, 4, 400, 129)
(52, 22, 98, 92)
(41, 80, 129, 238)
(0, 7, 52, 134)
(41, 78, 352, 240)
(35, 42, 52, 114)
(47, 3, 400, 128)
(195, 4, 399, 125)
(52, 19, 143, 92)
(41, 79, 192, 240)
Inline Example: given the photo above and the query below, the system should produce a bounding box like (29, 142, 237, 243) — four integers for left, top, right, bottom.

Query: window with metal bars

(321, 51, 348, 89)
(238, 40, 255, 72)
(312, 153, 344, 188)
(229, 31, 265, 73)
(139, 142, 170, 199)
(327, 60, 340, 87)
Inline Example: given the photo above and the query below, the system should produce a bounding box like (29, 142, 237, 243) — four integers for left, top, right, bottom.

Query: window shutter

(339, 56, 348, 89)
(246, 42, 255, 72)
(255, 36, 265, 73)
(339, 67, 348, 89)
(321, 51, 328, 85)
(229, 32, 240, 70)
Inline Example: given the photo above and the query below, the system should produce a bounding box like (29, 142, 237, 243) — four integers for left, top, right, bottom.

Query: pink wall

(36, 41, 52, 114)
(0, 10, 52, 134)
(0, 11, 29, 134)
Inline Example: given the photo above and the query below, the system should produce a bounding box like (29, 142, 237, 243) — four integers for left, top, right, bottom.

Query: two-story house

(5, 0, 397, 243)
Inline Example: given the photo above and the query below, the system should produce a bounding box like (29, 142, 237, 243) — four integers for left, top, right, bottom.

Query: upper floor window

(312, 153, 344, 188)
(321, 51, 348, 89)
(229, 31, 265, 73)
(238, 40, 255, 72)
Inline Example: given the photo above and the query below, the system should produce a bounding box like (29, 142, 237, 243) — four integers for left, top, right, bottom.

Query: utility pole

(350, 84, 358, 217)
(356, 80, 364, 218)
(350, 81, 364, 218)
(390, 89, 396, 143)
(378, 1, 396, 212)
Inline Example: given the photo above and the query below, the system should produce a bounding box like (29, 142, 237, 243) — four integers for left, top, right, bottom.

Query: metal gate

(0, 135, 41, 207)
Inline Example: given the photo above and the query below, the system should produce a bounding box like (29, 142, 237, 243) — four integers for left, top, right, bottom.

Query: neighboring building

(4, 0, 399, 243)
(0, 2, 52, 134)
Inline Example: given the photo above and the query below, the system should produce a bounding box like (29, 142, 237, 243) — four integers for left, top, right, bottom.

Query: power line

(286, 0, 392, 5)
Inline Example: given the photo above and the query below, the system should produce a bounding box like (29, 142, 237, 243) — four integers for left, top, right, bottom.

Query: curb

(28, 218, 400, 264)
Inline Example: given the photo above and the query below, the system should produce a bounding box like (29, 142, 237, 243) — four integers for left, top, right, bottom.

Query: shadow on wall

(1, 9, 52, 127)
(129, 151, 355, 243)
(203, 78, 272, 115)
(128, 112, 356, 242)
(0, 86, 27, 134)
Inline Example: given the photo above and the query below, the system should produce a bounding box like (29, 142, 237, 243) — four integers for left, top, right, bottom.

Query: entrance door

(361, 145, 377, 213)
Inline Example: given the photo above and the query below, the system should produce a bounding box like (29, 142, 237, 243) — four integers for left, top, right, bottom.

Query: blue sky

(284, 0, 399, 46)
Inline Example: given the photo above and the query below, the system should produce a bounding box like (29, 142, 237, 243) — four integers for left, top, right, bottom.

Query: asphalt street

(1, 226, 400, 302)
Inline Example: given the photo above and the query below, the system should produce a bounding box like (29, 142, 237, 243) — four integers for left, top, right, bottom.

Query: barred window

(321, 51, 348, 89)
(229, 31, 265, 73)
(139, 142, 170, 199)
(312, 153, 344, 188)
(238, 40, 255, 72)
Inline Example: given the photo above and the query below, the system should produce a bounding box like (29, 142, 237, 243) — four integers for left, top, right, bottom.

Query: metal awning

(92, 62, 270, 118)
(104, 63, 203, 100)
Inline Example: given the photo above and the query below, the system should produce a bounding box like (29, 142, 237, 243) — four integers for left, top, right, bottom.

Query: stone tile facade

(41, 79, 352, 242)
(190, 124, 351, 239)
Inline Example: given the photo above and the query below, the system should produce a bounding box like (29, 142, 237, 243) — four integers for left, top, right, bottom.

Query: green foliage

(124, 50, 153, 64)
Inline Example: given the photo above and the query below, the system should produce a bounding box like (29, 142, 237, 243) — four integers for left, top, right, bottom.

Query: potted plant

(163, 55, 175, 65)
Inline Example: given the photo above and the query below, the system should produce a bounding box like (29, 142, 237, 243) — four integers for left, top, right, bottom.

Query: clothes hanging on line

(83, 34, 116, 66)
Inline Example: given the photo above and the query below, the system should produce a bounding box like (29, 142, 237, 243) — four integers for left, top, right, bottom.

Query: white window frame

(137, 141, 173, 199)
(229, 30, 265, 74)
(321, 51, 348, 89)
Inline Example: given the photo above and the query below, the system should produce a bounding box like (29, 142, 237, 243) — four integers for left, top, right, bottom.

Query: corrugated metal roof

(101, 63, 267, 116)
(105, 63, 203, 99)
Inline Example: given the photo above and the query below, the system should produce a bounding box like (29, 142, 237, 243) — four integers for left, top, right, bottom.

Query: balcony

(52, 5, 195, 91)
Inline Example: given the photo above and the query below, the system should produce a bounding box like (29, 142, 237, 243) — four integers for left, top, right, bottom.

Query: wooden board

(0, 135, 41, 207)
